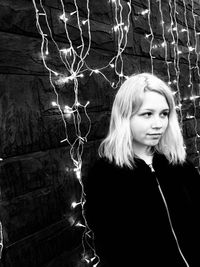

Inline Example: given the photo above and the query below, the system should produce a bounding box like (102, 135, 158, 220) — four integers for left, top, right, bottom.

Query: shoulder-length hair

(99, 72, 186, 168)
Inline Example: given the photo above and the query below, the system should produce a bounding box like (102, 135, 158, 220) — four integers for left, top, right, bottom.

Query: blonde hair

(99, 72, 186, 168)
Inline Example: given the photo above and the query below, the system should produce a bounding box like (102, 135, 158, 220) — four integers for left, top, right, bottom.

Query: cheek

(130, 120, 146, 136)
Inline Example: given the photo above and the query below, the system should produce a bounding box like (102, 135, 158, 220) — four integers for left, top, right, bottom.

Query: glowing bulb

(71, 201, 81, 208)
(71, 202, 77, 208)
(59, 13, 68, 22)
(51, 101, 58, 107)
(64, 105, 73, 118)
(76, 170, 81, 180)
(141, 9, 149, 16)
(94, 69, 100, 74)
(186, 113, 194, 119)
(82, 255, 90, 264)
(188, 46, 195, 52)
(70, 11, 77, 16)
(180, 28, 187, 32)
(189, 95, 199, 100)
(85, 101, 90, 107)
(113, 25, 118, 32)
(145, 34, 151, 39)
(124, 25, 128, 31)
(60, 48, 72, 55)
(82, 20, 88, 25)
(75, 222, 85, 228)
(161, 41, 166, 47)
(64, 105, 72, 111)
(74, 167, 81, 180)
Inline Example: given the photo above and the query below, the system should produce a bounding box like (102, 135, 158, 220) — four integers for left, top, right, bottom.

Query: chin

(148, 140, 159, 146)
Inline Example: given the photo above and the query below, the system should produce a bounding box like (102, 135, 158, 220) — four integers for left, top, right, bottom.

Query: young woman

(85, 73, 200, 267)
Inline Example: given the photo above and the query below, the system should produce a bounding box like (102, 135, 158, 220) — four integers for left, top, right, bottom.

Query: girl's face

(130, 91, 169, 153)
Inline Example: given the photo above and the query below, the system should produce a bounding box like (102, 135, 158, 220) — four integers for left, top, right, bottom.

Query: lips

(147, 133, 162, 138)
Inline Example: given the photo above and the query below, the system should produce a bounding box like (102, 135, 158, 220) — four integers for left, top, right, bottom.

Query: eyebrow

(141, 108, 169, 111)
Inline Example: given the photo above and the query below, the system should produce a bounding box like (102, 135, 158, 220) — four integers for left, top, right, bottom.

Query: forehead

(139, 91, 169, 109)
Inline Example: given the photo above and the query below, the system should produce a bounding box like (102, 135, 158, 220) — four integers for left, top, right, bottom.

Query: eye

(141, 112, 152, 118)
(160, 111, 169, 118)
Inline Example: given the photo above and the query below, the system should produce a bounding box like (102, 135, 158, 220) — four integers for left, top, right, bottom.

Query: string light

(158, 0, 170, 84)
(140, 9, 149, 16)
(71, 201, 82, 209)
(170, 0, 184, 126)
(145, 0, 199, 166)
(188, 0, 200, 167)
(147, 0, 154, 73)
(31, 0, 200, 265)
(180, 28, 187, 33)
(0, 222, 3, 259)
(111, 0, 132, 87)
(32, 0, 96, 264)
(59, 13, 68, 22)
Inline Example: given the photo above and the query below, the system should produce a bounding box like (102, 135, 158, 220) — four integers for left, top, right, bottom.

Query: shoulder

(154, 152, 198, 172)
(172, 157, 199, 178)
(91, 155, 130, 171)
(85, 157, 114, 184)
(153, 152, 199, 180)
(154, 152, 200, 185)
(85, 156, 132, 188)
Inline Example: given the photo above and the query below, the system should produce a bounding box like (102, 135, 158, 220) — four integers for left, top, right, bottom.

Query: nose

(151, 116, 162, 129)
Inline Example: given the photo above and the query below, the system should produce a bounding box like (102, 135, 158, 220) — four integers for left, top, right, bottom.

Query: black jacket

(84, 153, 200, 266)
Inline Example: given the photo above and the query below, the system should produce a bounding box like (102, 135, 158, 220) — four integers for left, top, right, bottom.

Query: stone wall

(0, 0, 200, 266)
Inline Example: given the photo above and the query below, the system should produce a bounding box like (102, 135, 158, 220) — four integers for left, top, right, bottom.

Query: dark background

(0, 0, 200, 266)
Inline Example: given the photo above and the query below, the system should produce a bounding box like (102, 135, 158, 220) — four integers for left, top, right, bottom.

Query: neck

(134, 146, 153, 157)
(134, 147, 154, 165)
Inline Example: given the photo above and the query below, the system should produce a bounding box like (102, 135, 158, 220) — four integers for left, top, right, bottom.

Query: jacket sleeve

(180, 160, 200, 265)
(183, 160, 200, 205)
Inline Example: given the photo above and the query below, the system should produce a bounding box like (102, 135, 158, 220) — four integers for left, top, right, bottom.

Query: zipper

(148, 164, 190, 267)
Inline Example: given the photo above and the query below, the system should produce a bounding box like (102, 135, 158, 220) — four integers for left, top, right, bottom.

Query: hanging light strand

(158, 0, 171, 84)
(173, 0, 184, 126)
(147, 0, 154, 73)
(188, 0, 200, 164)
